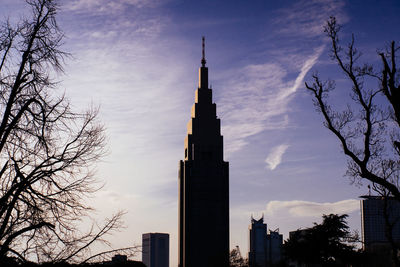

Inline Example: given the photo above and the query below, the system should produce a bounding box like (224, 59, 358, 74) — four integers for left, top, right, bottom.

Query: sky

(2, 0, 400, 266)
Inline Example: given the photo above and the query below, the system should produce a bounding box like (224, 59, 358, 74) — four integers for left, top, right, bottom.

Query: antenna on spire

(201, 36, 206, 67)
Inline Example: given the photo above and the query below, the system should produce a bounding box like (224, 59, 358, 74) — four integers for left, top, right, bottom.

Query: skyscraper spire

(199, 36, 208, 89)
(201, 36, 206, 67)
(179, 38, 229, 267)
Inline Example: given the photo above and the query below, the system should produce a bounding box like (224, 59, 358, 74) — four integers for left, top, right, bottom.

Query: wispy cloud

(59, 0, 194, 194)
(219, 46, 324, 155)
(266, 199, 359, 218)
(281, 45, 324, 100)
(63, 0, 162, 14)
(61, 0, 167, 40)
(265, 144, 290, 170)
(272, 0, 348, 37)
(219, 63, 287, 154)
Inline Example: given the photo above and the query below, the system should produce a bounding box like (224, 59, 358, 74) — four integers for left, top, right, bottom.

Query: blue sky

(2, 0, 400, 266)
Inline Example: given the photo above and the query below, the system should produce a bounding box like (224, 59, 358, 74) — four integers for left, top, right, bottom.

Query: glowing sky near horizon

(2, 0, 400, 266)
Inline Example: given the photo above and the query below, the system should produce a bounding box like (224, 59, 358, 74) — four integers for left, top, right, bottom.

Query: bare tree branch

(0, 0, 125, 264)
(306, 16, 400, 265)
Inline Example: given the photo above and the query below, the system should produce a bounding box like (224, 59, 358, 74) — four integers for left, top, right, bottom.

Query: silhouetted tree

(305, 16, 400, 265)
(284, 214, 361, 266)
(230, 246, 248, 267)
(0, 0, 132, 263)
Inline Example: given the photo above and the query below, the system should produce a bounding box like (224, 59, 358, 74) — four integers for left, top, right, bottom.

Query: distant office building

(142, 233, 169, 267)
(266, 229, 283, 264)
(248, 216, 282, 267)
(249, 216, 267, 267)
(178, 37, 229, 267)
(361, 195, 400, 251)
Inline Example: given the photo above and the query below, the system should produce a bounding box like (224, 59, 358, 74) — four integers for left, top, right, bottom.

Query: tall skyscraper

(142, 233, 169, 267)
(178, 37, 229, 267)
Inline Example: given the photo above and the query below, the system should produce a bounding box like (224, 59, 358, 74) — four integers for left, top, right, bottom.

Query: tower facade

(178, 38, 229, 267)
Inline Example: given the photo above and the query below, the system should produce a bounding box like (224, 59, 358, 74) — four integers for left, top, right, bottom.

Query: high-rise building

(266, 229, 283, 265)
(248, 217, 267, 267)
(248, 216, 282, 267)
(178, 37, 229, 267)
(361, 195, 400, 251)
(142, 233, 169, 267)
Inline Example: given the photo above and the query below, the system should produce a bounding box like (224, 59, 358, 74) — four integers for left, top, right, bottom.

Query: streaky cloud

(63, 0, 162, 14)
(272, 0, 348, 38)
(279, 45, 325, 100)
(266, 199, 359, 218)
(219, 46, 324, 156)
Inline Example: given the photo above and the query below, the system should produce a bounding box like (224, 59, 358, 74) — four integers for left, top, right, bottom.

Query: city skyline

(1, 0, 400, 266)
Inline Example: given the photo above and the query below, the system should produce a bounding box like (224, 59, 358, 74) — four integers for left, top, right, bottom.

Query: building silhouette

(361, 196, 400, 251)
(142, 233, 169, 267)
(266, 229, 283, 265)
(248, 216, 282, 267)
(178, 37, 229, 267)
(249, 216, 267, 267)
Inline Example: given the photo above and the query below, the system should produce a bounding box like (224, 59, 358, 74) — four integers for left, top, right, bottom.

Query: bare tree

(0, 0, 127, 263)
(305, 17, 400, 265)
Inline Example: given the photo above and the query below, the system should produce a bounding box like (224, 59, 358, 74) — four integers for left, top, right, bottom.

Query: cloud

(61, 0, 167, 41)
(59, 1, 195, 196)
(266, 199, 360, 218)
(219, 63, 287, 154)
(280, 45, 324, 100)
(219, 46, 324, 155)
(63, 0, 161, 14)
(273, 0, 348, 38)
(265, 144, 290, 170)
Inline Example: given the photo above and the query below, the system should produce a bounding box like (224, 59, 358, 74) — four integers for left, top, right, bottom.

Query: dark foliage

(284, 214, 362, 266)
